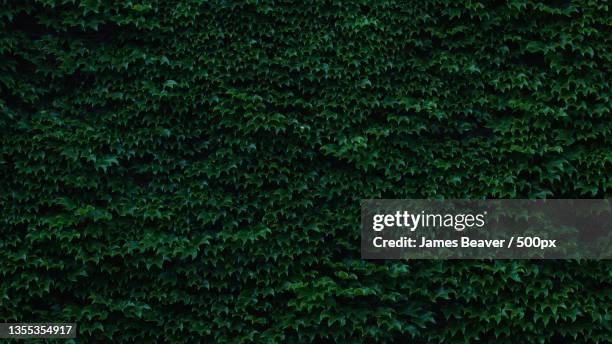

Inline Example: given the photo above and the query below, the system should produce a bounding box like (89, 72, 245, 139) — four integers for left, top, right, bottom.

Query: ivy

(0, 1, 610, 343)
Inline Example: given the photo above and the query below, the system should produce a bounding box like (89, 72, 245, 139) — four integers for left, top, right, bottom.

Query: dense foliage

(1, 0, 610, 342)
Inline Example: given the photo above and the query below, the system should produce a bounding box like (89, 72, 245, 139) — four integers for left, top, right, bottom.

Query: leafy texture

(0, 1, 610, 343)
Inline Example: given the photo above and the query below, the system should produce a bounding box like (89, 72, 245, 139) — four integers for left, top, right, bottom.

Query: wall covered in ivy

(0, 1, 610, 342)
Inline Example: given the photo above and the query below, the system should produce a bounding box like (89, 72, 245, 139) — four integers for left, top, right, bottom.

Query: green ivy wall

(0, 1, 610, 343)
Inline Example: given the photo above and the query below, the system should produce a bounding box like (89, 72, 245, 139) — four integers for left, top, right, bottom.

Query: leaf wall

(0, 1, 610, 343)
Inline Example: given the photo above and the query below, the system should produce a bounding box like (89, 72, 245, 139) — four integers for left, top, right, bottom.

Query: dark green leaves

(0, 0, 610, 343)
